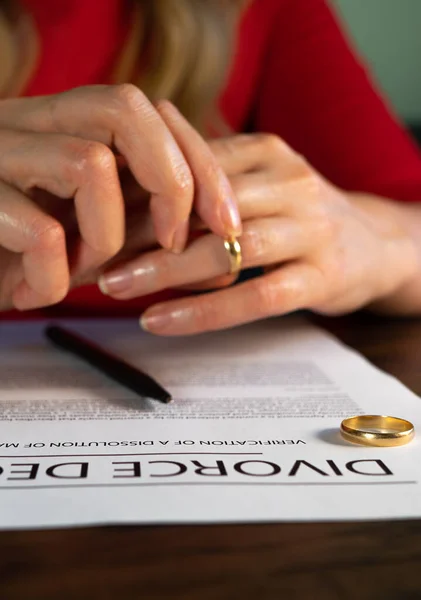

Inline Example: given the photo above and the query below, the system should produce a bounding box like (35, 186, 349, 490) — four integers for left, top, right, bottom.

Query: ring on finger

(223, 236, 242, 274)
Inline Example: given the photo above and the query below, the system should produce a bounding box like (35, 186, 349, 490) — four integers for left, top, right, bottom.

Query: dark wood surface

(2, 313, 421, 600)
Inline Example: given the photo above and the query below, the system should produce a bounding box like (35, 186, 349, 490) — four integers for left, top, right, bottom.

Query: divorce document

(0, 316, 420, 529)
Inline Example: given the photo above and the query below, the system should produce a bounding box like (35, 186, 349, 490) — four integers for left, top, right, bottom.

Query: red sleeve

(254, 0, 421, 201)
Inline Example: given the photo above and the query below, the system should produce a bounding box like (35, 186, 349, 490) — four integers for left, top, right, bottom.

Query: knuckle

(168, 163, 194, 204)
(30, 218, 65, 253)
(241, 226, 270, 264)
(293, 154, 314, 178)
(46, 94, 61, 132)
(251, 277, 279, 316)
(259, 133, 290, 156)
(261, 270, 305, 314)
(110, 83, 147, 113)
(300, 171, 326, 215)
(71, 141, 115, 177)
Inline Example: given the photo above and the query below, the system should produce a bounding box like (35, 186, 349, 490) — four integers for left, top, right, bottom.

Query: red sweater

(6, 0, 421, 318)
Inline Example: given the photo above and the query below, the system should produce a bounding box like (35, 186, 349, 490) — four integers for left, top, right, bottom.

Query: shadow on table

(316, 428, 350, 446)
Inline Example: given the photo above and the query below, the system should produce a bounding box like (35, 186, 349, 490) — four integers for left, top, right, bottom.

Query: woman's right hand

(0, 84, 241, 311)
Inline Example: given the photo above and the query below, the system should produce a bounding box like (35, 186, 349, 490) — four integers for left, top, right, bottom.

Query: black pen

(44, 325, 172, 404)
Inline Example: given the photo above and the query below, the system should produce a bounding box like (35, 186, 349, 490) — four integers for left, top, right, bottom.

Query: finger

(0, 181, 69, 310)
(119, 168, 305, 258)
(0, 129, 125, 272)
(140, 262, 324, 336)
(157, 101, 242, 239)
(175, 273, 238, 291)
(208, 134, 297, 176)
(229, 170, 325, 221)
(212, 172, 329, 237)
(186, 168, 319, 237)
(0, 87, 194, 251)
(86, 159, 317, 281)
(210, 135, 326, 222)
(229, 171, 285, 219)
(98, 217, 309, 299)
(187, 171, 283, 230)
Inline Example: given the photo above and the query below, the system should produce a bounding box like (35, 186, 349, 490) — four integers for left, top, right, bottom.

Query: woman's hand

(0, 85, 241, 311)
(99, 134, 419, 335)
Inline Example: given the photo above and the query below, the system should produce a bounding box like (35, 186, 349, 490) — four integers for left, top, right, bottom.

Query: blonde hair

(0, 0, 245, 131)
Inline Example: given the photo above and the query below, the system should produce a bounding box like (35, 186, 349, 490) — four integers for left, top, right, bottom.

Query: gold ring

(340, 415, 415, 447)
(223, 236, 242, 274)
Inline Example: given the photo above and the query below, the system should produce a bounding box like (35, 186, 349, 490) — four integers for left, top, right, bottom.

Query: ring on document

(223, 236, 242, 274)
(340, 415, 415, 447)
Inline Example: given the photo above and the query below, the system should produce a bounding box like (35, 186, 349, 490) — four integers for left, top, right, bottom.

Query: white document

(0, 316, 420, 529)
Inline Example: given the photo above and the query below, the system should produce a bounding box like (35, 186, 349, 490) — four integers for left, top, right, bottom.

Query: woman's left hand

(99, 134, 418, 335)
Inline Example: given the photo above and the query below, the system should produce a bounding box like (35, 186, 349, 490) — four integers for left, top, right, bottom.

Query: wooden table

(1, 313, 421, 600)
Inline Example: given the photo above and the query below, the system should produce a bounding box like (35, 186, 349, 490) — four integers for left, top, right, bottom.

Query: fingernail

(140, 305, 193, 335)
(98, 270, 133, 296)
(220, 193, 242, 237)
(171, 219, 189, 254)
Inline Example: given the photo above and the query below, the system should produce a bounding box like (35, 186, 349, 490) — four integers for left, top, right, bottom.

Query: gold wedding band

(223, 236, 242, 274)
(340, 415, 415, 447)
